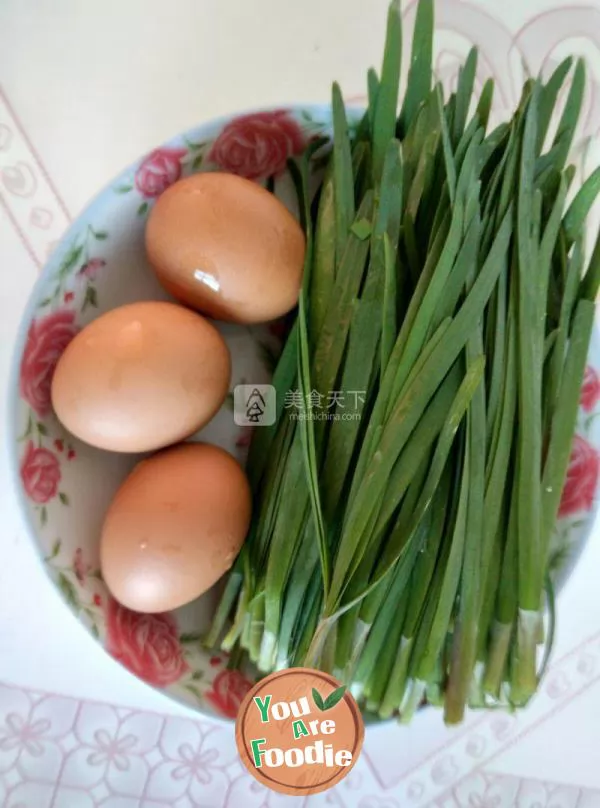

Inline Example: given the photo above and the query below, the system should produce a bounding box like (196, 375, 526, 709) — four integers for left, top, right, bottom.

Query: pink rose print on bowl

(559, 435, 600, 517)
(205, 669, 253, 718)
(73, 547, 91, 585)
(581, 366, 600, 413)
(105, 597, 189, 687)
(235, 426, 254, 449)
(20, 441, 61, 504)
(19, 308, 77, 417)
(135, 147, 187, 199)
(78, 258, 106, 281)
(207, 110, 306, 180)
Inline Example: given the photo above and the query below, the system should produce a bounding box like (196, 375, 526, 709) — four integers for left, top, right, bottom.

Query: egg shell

(51, 301, 231, 452)
(100, 442, 251, 613)
(145, 172, 306, 324)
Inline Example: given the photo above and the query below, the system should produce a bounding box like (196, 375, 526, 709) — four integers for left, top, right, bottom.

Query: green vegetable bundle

(207, 0, 600, 724)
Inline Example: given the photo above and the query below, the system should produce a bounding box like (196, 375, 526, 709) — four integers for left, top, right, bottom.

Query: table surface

(2, 1, 600, 806)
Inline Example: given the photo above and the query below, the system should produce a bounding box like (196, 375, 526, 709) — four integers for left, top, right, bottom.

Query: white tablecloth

(2, 1, 600, 805)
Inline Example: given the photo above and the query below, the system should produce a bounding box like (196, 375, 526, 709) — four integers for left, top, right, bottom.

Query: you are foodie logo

(235, 668, 364, 796)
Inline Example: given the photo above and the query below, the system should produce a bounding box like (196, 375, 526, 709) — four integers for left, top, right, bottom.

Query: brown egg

(51, 301, 230, 452)
(100, 442, 251, 613)
(145, 172, 305, 323)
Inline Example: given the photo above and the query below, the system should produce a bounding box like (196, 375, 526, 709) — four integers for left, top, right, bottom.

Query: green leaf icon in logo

(312, 685, 346, 711)
(312, 688, 325, 710)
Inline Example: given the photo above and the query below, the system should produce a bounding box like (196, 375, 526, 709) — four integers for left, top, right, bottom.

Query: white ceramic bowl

(7, 103, 600, 721)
